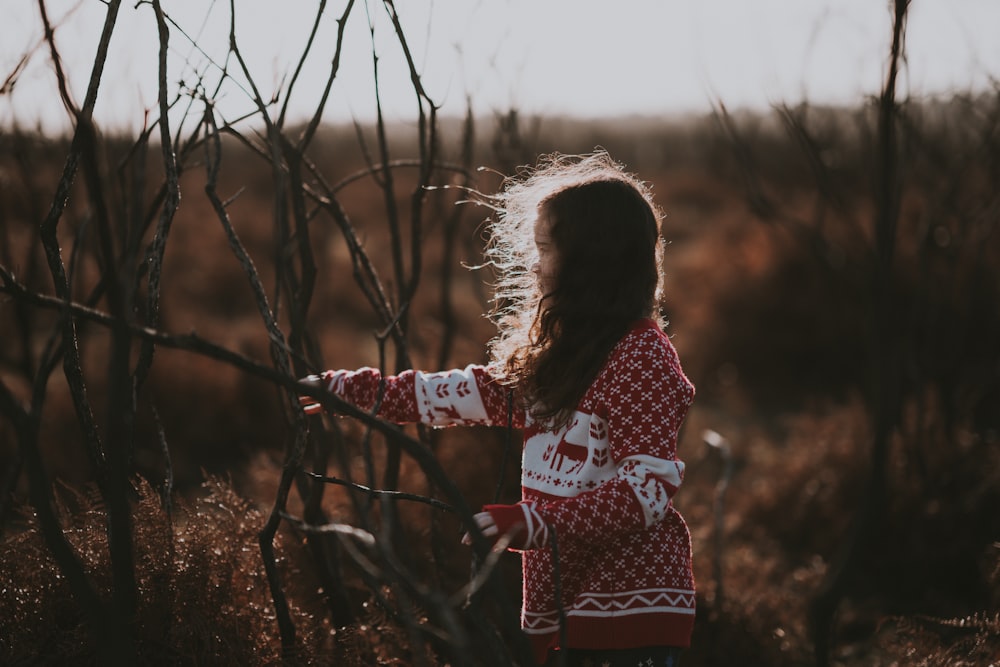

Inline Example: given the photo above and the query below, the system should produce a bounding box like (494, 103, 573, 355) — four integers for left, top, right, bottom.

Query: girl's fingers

(298, 395, 321, 413)
(474, 511, 498, 537)
(461, 512, 499, 545)
(298, 376, 324, 415)
(300, 374, 324, 388)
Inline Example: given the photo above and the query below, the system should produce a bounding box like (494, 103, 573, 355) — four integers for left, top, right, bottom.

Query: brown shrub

(0, 477, 336, 664)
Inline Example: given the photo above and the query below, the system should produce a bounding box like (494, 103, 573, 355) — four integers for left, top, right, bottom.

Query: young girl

(301, 151, 695, 667)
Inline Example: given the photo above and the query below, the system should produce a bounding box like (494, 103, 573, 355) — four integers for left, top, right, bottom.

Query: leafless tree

(0, 1, 533, 663)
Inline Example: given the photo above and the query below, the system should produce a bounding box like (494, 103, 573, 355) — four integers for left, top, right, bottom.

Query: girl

(301, 151, 695, 667)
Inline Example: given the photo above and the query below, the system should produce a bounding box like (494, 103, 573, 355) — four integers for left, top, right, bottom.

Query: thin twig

(135, 0, 182, 390)
(305, 472, 456, 513)
(703, 429, 734, 611)
(279, 511, 377, 546)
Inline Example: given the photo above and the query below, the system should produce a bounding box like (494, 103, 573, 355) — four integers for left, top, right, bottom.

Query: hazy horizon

(3, 1, 999, 135)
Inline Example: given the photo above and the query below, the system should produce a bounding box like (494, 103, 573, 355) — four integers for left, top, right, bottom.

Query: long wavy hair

(483, 151, 666, 425)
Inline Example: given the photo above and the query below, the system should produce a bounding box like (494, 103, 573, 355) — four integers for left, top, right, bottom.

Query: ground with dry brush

(2, 106, 999, 665)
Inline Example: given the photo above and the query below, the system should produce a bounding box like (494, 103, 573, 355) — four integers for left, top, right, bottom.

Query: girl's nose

(530, 261, 540, 277)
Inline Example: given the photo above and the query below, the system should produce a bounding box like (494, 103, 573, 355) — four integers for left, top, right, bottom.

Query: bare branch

(305, 472, 457, 513)
(279, 511, 376, 546)
(36, 0, 79, 118)
(134, 0, 182, 390)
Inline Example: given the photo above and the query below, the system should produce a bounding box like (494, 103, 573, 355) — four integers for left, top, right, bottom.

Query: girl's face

(533, 210, 558, 297)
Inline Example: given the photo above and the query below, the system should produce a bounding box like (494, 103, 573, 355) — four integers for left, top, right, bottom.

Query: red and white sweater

(322, 319, 696, 662)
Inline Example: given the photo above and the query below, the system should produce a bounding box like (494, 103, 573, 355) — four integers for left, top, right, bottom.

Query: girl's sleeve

(485, 336, 694, 549)
(322, 364, 521, 428)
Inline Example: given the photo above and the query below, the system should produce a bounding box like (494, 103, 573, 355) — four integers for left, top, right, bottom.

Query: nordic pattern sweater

(322, 319, 696, 663)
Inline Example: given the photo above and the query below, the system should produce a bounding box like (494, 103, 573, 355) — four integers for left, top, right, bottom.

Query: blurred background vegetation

(1, 1, 998, 665)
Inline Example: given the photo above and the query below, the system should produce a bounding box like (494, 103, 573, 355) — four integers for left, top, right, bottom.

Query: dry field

(1, 98, 999, 665)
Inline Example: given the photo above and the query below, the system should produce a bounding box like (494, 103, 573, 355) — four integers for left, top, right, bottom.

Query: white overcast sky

(2, 1, 999, 135)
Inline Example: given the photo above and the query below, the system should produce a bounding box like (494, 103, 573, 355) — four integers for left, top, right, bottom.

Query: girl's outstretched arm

(299, 364, 521, 428)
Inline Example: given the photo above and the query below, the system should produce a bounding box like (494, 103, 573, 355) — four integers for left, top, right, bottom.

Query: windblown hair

(484, 151, 666, 425)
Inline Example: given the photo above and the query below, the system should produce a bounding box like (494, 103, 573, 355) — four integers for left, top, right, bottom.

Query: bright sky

(2, 1, 999, 135)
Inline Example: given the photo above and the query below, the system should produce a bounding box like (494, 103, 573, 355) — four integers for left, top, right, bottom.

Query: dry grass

(0, 478, 335, 664)
(2, 98, 999, 664)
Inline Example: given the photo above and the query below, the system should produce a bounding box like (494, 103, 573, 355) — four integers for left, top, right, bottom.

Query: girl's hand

(298, 374, 326, 415)
(460, 511, 498, 546)
(297, 368, 379, 416)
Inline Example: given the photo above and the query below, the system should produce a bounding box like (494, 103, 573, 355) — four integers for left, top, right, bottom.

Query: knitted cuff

(484, 502, 549, 550)
(322, 368, 380, 411)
